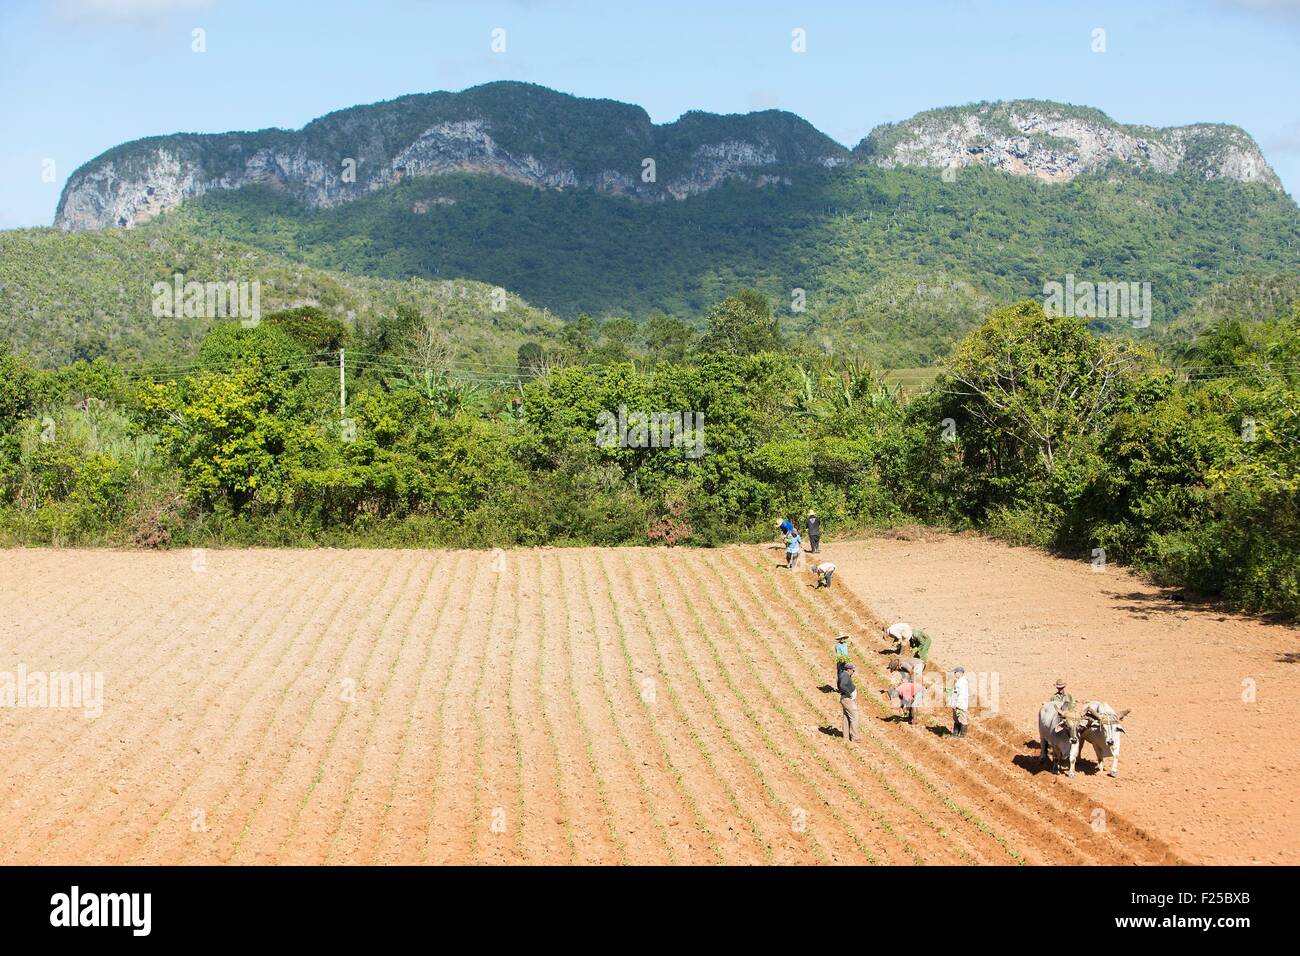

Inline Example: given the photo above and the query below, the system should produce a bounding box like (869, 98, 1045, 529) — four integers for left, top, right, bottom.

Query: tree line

(1, 290, 1295, 618)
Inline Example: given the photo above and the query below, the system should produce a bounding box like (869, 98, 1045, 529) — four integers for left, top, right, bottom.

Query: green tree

(267, 305, 350, 353)
(700, 289, 782, 356)
(942, 300, 1145, 480)
(560, 313, 599, 361)
(517, 341, 548, 378)
(141, 362, 319, 510)
(593, 317, 637, 363)
(0, 343, 37, 435)
(642, 313, 695, 364)
(1182, 317, 1250, 371)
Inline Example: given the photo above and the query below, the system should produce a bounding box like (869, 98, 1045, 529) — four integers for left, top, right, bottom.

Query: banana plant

(384, 367, 487, 416)
(794, 365, 819, 414)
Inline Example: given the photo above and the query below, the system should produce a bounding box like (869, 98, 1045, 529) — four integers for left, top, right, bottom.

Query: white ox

(1080, 701, 1131, 778)
(1038, 700, 1087, 777)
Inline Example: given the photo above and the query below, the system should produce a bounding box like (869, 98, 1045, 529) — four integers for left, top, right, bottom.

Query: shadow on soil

(1107, 588, 1257, 622)
(880, 714, 916, 725)
(924, 725, 958, 739)
(1011, 752, 1106, 777)
(1011, 754, 1051, 775)
(1110, 588, 1299, 632)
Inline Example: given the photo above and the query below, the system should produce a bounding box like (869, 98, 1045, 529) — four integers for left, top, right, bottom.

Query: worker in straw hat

(833, 635, 851, 681)
(805, 511, 821, 554)
(1051, 679, 1074, 711)
(783, 528, 802, 570)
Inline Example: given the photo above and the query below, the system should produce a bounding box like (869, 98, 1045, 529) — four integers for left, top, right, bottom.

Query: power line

(125, 357, 338, 385)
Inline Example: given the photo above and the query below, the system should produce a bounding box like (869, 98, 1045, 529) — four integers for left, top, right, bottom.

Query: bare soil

(0, 540, 1279, 864)
(821, 532, 1300, 865)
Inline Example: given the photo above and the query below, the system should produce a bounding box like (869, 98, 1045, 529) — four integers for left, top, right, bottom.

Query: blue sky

(1, 0, 1297, 228)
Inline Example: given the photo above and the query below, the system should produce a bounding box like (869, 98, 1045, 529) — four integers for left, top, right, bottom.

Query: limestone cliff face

(54, 88, 1283, 232)
(854, 101, 1282, 188)
(54, 82, 849, 231)
(56, 140, 322, 230)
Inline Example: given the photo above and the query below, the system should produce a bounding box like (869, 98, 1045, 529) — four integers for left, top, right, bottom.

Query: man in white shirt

(886, 622, 912, 648)
(948, 666, 970, 739)
(812, 561, 836, 589)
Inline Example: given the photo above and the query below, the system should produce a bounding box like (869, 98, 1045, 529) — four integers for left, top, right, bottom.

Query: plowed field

(0, 545, 1183, 864)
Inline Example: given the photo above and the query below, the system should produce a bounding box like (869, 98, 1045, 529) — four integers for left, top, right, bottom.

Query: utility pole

(339, 348, 346, 416)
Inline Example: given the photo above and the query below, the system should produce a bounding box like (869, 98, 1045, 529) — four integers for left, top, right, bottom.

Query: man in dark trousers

(838, 662, 860, 742)
(805, 511, 821, 554)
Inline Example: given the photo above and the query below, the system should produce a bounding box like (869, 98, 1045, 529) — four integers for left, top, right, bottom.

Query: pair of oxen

(1038, 699, 1131, 778)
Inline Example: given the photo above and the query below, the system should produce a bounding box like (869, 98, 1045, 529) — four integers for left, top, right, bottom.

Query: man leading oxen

(1080, 701, 1131, 778)
(1038, 698, 1088, 777)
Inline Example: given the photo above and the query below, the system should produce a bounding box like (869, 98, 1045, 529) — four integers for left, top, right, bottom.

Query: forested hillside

(0, 223, 562, 367)
(163, 164, 1299, 365)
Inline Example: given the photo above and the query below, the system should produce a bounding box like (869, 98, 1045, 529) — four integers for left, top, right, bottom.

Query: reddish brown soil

(0, 542, 1247, 864)
(820, 531, 1300, 865)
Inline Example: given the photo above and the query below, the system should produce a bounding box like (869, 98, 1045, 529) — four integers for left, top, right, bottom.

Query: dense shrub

(1, 296, 1296, 618)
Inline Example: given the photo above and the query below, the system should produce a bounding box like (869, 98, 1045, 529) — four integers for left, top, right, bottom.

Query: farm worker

(784, 532, 802, 569)
(1051, 679, 1074, 711)
(902, 628, 932, 683)
(888, 657, 922, 681)
(812, 561, 836, 589)
(778, 518, 796, 536)
(838, 663, 860, 742)
(887, 656, 925, 710)
(833, 636, 851, 680)
(883, 677, 922, 725)
(805, 511, 821, 553)
(948, 666, 970, 739)
(887, 623, 930, 680)
(885, 622, 913, 651)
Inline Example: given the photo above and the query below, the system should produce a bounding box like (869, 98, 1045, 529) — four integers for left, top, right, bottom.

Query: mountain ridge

(54, 82, 1284, 232)
(855, 99, 1281, 187)
(54, 81, 849, 231)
